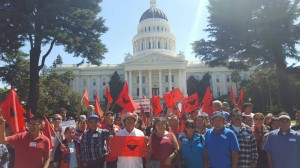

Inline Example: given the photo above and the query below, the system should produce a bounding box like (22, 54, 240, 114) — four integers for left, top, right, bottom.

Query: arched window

(158, 41, 160, 49)
(148, 26, 151, 31)
(142, 43, 144, 50)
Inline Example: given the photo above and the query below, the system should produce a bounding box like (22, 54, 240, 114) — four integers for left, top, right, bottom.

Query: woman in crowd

(252, 113, 269, 168)
(147, 117, 179, 168)
(114, 116, 123, 128)
(264, 113, 273, 129)
(50, 114, 64, 168)
(178, 119, 204, 168)
(168, 115, 180, 137)
(53, 126, 81, 168)
(74, 116, 87, 141)
(135, 118, 146, 133)
(194, 115, 206, 135)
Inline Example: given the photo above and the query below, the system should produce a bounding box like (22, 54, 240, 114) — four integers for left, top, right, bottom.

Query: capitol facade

(55, 0, 254, 101)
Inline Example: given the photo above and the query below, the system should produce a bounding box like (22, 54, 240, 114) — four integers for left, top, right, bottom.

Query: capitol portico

(55, 0, 254, 101)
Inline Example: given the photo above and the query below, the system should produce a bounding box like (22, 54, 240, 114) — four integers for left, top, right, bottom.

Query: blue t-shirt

(179, 133, 204, 168)
(204, 127, 240, 168)
(263, 129, 300, 168)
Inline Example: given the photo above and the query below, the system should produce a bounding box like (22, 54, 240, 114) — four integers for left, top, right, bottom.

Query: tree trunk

(276, 63, 294, 116)
(27, 47, 41, 117)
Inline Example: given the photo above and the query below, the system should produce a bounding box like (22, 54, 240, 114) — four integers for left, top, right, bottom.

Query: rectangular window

(216, 75, 220, 83)
(137, 76, 139, 83)
(226, 75, 230, 82)
(142, 76, 145, 83)
(93, 79, 96, 86)
(171, 75, 174, 82)
(165, 75, 168, 82)
(142, 88, 146, 95)
(137, 88, 139, 97)
(165, 87, 168, 92)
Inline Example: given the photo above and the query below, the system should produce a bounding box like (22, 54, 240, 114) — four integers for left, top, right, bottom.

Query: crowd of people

(0, 100, 300, 168)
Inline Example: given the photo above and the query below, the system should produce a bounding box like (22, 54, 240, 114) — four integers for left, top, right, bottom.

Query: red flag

(142, 94, 146, 99)
(238, 88, 244, 110)
(201, 87, 214, 116)
(42, 116, 54, 149)
(229, 85, 236, 106)
(110, 136, 147, 157)
(139, 102, 147, 123)
(182, 93, 199, 112)
(120, 109, 125, 115)
(163, 88, 184, 108)
(82, 89, 89, 107)
(179, 119, 185, 133)
(0, 88, 26, 133)
(170, 103, 182, 118)
(116, 81, 138, 112)
(106, 86, 113, 104)
(94, 93, 103, 118)
(151, 96, 163, 116)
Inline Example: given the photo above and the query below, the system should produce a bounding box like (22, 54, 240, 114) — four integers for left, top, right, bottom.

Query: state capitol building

(55, 0, 254, 102)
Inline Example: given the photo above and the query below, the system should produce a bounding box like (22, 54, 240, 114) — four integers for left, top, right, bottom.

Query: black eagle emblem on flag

(127, 145, 138, 151)
(122, 96, 129, 104)
(187, 99, 196, 106)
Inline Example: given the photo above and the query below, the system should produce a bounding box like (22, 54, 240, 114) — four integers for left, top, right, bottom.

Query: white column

(159, 70, 162, 97)
(168, 69, 172, 91)
(183, 70, 187, 96)
(125, 71, 128, 82)
(139, 71, 142, 98)
(76, 75, 80, 92)
(148, 70, 152, 98)
(129, 71, 132, 96)
(178, 70, 182, 91)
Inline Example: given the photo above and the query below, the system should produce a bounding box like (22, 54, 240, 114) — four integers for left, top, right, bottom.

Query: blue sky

(21, 0, 210, 66)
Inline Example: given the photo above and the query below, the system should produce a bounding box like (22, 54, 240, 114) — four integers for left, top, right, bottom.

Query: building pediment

(124, 53, 187, 65)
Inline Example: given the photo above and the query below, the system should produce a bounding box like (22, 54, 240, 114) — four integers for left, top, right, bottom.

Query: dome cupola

(139, 0, 168, 22)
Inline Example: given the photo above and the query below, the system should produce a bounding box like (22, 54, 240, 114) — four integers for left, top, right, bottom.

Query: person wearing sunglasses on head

(178, 119, 205, 168)
(252, 113, 269, 168)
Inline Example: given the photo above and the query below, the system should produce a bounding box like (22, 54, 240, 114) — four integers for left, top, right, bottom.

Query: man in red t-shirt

(0, 112, 50, 168)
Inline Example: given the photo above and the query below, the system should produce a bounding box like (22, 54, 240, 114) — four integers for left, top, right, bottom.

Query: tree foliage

(187, 72, 211, 101)
(108, 71, 124, 114)
(0, 0, 108, 114)
(192, 0, 300, 114)
(52, 54, 63, 68)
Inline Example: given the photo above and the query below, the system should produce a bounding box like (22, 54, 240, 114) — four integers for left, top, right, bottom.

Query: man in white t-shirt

(116, 112, 144, 168)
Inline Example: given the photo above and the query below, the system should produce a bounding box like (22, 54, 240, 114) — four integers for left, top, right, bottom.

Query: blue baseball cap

(88, 114, 100, 121)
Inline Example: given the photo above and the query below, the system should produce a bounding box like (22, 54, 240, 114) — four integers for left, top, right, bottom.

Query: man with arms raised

(0, 111, 50, 168)
(204, 111, 240, 168)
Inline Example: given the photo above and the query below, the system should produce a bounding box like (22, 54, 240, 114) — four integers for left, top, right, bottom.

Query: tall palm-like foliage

(193, 0, 300, 114)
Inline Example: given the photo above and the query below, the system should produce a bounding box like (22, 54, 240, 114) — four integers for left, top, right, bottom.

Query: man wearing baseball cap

(204, 111, 240, 168)
(263, 113, 300, 168)
(80, 114, 110, 168)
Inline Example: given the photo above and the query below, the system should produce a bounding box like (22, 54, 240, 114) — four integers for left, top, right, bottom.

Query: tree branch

(288, 0, 300, 14)
(38, 39, 55, 70)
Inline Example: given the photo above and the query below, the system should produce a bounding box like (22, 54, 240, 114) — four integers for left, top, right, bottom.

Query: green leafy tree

(187, 72, 211, 101)
(108, 71, 124, 114)
(52, 54, 63, 68)
(0, 0, 108, 114)
(0, 52, 30, 101)
(192, 0, 300, 114)
(38, 71, 81, 116)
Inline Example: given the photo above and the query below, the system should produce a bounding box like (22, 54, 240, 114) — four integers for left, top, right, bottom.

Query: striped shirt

(80, 128, 110, 162)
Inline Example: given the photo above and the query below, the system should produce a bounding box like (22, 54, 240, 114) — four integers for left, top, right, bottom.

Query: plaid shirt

(80, 128, 110, 162)
(0, 144, 9, 168)
(226, 123, 258, 168)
